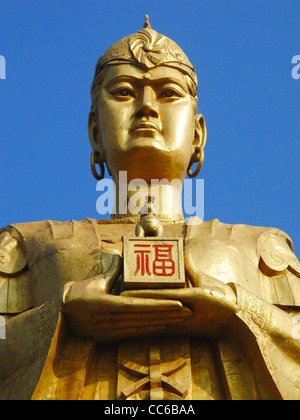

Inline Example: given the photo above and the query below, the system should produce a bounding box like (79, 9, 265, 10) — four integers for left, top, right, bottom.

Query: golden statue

(1, 16, 300, 400)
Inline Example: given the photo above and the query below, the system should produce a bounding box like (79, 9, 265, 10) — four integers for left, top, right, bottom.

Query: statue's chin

(126, 138, 167, 152)
(110, 145, 187, 184)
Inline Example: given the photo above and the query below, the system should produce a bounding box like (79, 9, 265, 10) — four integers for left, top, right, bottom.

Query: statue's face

(96, 64, 197, 182)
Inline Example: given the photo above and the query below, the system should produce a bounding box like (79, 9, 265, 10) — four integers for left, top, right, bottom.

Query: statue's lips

(130, 121, 162, 135)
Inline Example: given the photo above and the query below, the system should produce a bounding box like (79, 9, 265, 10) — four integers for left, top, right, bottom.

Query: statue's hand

(122, 284, 237, 337)
(61, 255, 192, 342)
(63, 254, 123, 302)
(121, 254, 238, 337)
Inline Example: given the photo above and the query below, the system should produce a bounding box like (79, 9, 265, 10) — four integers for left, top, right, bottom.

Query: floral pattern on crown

(93, 25, 197, 90)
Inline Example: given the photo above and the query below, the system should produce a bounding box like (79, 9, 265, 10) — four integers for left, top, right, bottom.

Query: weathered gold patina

(0, 17, 300, 400)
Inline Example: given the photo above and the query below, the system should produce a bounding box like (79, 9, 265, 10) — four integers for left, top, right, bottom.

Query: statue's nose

(135, 86, 159, 119)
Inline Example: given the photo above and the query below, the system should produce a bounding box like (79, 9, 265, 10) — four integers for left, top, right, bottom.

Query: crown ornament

(93, 15, 197, 89)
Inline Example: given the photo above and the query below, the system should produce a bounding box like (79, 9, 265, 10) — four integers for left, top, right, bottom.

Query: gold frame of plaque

(123, 237, 185, 290)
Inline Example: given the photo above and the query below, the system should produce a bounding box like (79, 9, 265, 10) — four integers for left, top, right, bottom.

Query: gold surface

(1, 16, 300, 400)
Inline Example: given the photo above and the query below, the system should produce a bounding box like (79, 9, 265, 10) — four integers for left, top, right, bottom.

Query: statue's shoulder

(0, 217, 133, 270)
(0, 218, 102, 313)
(5, 218, 97, 239)
(186, 217, 297, 255)
(2, 218, 107, 244)
(0, 221, 46, 314)
(185, 217, 281, 249)
(186, 218, 300, 306)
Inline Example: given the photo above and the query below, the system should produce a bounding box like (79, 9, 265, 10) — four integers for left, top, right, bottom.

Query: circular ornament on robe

(0, 226, 28, 277)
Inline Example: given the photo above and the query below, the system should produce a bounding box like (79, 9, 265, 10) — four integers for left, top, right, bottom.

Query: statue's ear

(187, 114, 206, 178)
(193, 114, 207, 150)
(88, 110, 105, 159)
(88, 110, 111, 176)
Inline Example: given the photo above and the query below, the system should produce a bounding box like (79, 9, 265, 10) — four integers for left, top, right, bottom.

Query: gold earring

(90, 151, 105, 180)
(187, 148, 204, 178)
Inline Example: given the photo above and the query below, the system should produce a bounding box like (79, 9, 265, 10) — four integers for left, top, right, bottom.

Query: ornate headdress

(91, 15, 197, 92)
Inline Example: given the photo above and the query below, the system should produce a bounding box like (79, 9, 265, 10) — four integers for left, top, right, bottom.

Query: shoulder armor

(257, 228, 300, 277)
(258, 228, 300, 306)
(0, 226, 28, 277)
(0, 226, 31, 314)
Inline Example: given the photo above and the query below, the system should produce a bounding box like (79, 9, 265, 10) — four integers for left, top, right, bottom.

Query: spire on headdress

(143, 14, 151, 29)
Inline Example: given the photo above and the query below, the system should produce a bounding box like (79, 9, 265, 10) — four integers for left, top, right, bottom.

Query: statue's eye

(158, 87, 183, 100)
(110, 87, 135, 99)
(120, 89, 132, 96)
(164, 90, 174, 98)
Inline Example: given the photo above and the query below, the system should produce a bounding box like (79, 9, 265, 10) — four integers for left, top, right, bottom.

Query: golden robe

(0, 218, 300, 400)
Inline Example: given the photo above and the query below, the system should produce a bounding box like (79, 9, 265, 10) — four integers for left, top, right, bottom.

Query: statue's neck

(112, 178, 184, 222)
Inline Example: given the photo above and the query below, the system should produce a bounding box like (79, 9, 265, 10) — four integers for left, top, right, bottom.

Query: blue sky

(0, 0, 299, 254)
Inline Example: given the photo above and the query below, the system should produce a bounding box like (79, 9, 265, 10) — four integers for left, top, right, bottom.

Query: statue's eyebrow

(105, 75, 189, 93)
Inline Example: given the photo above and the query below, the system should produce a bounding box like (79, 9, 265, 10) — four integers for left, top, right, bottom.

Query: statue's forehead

(101, 64, 188, 86)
